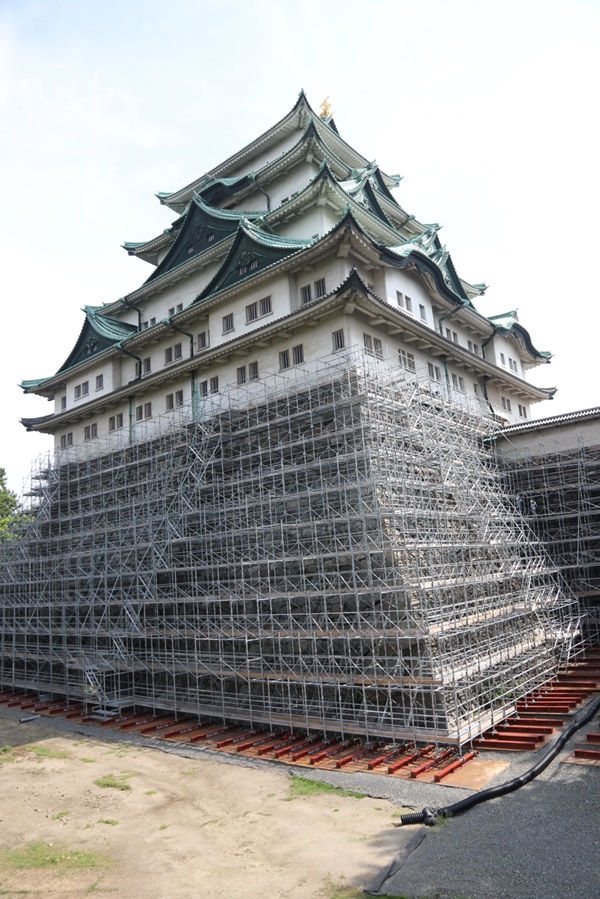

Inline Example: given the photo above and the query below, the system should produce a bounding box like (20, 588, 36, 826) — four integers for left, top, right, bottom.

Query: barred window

(332, 329, 345, 351)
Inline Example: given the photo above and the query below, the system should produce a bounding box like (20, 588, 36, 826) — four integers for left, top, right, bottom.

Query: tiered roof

(21, 91, 552, 402)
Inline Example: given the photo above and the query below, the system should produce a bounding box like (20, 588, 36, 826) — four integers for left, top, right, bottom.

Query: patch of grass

(80, 757, 96, 763)
(98, 819, 119, 826)
(52, 810, 70, 820)
(181, 768, 197, 776)
(288, 776, 366, 800)
(25, 744, 69, 759)
(0, 746, 15, 764)
(158, 824, 170, 831)
(145, 790, 157, 796)
(93, 773, 131, 792)
(0, 841, 107, 871)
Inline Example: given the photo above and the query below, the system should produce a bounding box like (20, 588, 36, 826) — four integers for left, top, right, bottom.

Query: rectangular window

(259, 296, 272, 316)
(332, 329, 345, 351)
(74, 381, 89, 399)
(373, 337, 383, 359)
(501, 396, 512, 412)
(428, 362, 442, 382)
(468, 340, 481, 356)
(223, 313, 234, 333)
(168, 307, 175, 317)
(237, 365, 247, 385)
(61, 396, 67, 410)
(95, 374, 104, 390)
(451, 374, 465, 392)
(109, 413, 123, 432)
(209, 376, 219, 394)
(166, 393, 174, 411)
(176, 303, 183, 313)
(60, 433, 73, 449)
(300, 285, 312, 305)
(500, 352, 506, 366)
(150, 317, 156, 326)
(246, 302, 258, 322)
(142, 321, 148, 330)
(197, 330, 209, 350)
(292, 344, 304, 365)
(397, 291, 413, 313)
(199, 380, 208, 398)
(175, 389, 184, 407)
(84, 425, 91, 440)
(249, 361, 259, 381)
(518, 404, 528, 419)
(399, 349, 416, 371)
(135, 404, 152, 421)
(419, 303, 427, 322)
(279, 349, 290, 370)
(314, 278, 326, 298)
(143, 357, 151, 374)
(165, 347, 173, 365)
(363, 333, 373, 353)
(174, 342, 182, 360)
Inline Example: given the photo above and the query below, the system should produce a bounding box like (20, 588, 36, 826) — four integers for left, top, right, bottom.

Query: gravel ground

(379, 710, 600, 899)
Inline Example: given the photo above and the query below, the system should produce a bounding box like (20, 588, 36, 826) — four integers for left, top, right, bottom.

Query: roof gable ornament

(319, 97, 333, 120)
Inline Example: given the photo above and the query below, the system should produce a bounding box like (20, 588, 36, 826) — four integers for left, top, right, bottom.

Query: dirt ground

(0, 713, 404, 898)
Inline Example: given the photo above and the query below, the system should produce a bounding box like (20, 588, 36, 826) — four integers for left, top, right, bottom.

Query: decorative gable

(57, 307, 137, 373)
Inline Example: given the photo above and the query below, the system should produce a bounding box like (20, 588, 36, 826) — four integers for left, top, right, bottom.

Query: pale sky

(1, 0, 598, 494)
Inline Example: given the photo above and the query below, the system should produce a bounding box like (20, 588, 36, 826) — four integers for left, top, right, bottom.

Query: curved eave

(55, 308, 137, 376)
(199, 121, 354, 209)
(493, 321, 550, 363)
(162, 93, 396, 212)
(122, 231, 176, 265)
(145, 198, 266, 284)
(333, 270, 555, 403)
(21, 413, 55, 432)
(196, 220, 311, 301)
(381, 245, 469, 309)
(268, 164, 404, 247)
(160, 91, 316, 211)
(102, 235, 237, 314)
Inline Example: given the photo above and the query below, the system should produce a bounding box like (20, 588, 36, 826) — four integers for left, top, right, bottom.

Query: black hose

(399, 692, 600, 826)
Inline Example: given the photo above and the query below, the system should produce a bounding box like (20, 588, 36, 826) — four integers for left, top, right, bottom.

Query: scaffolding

(499, 437, 600, 645)
(0, 351, 578, 745)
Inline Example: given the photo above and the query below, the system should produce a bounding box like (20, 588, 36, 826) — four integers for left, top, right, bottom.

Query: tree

(0, 467, 20, 539)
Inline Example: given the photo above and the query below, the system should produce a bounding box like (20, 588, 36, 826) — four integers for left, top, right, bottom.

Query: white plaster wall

(383, 269, 436, 331)
(129, 263, 222, 325)
(495, 418, 600, 460)
(488, 334, 523, 375)
(277, 207, 328, 241)
(224, 130, 305, 182)
(266, 161, 321, 209)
